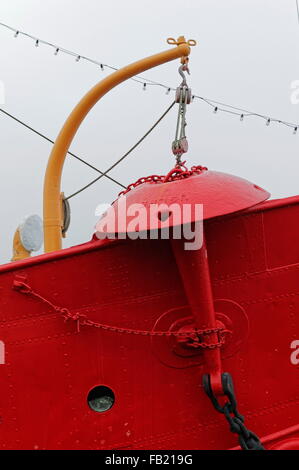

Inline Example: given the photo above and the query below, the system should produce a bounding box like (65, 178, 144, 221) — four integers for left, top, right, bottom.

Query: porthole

(87, 386, 115, 413)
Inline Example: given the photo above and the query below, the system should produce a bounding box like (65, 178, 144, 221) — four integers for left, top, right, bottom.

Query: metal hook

(178, 64, 190, 87)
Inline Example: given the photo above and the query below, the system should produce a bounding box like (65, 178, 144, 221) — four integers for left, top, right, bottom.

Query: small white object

(19, 215, 43, 252)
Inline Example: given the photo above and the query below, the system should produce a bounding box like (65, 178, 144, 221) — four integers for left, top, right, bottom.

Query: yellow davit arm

(43, 36, 196, 253)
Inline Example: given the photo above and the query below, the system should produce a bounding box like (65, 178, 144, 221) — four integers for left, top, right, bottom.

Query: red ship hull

(1, 196, 299, 450)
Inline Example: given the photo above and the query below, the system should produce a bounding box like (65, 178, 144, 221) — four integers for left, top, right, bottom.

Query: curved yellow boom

(43, 36, 195, 252)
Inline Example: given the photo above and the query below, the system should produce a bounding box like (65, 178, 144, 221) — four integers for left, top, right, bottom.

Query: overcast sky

(0, 0, 298, 263)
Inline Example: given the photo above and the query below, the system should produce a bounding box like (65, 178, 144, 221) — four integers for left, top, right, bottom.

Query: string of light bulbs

(0, 21, 161, 87)
(0, 20, 298, 134)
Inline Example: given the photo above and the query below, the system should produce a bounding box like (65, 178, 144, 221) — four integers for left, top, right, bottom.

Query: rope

(0, 107, 126, 189)
(66, 101, 176, 200)
(12, 280, 229, 349)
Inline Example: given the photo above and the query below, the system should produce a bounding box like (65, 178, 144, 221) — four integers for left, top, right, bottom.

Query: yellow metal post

(43, 37, 196, 252)
(12, 228, 31, 262)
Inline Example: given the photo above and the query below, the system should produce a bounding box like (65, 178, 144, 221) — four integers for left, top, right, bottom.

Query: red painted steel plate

(96, 171, 270, 235)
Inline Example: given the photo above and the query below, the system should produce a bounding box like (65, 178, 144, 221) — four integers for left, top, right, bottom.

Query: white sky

(0, 0, 298, 263)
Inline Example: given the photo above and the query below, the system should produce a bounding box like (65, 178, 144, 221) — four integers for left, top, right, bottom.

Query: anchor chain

(118, 165, 207, 197)
(172, 64, 193, 167)
(203, 372, 265, 451)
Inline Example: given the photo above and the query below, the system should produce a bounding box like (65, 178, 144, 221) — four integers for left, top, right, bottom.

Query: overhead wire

(1, 20, 299, 203)
(66, 101, 176, 200)
(0, 107, 126, 189)
(0, 21, 298, 132)
(0, 101, 176, 199)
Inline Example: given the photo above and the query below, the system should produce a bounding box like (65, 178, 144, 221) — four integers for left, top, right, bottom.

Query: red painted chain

(13, 280, 229, 349)
(118, 164, 208, 197)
